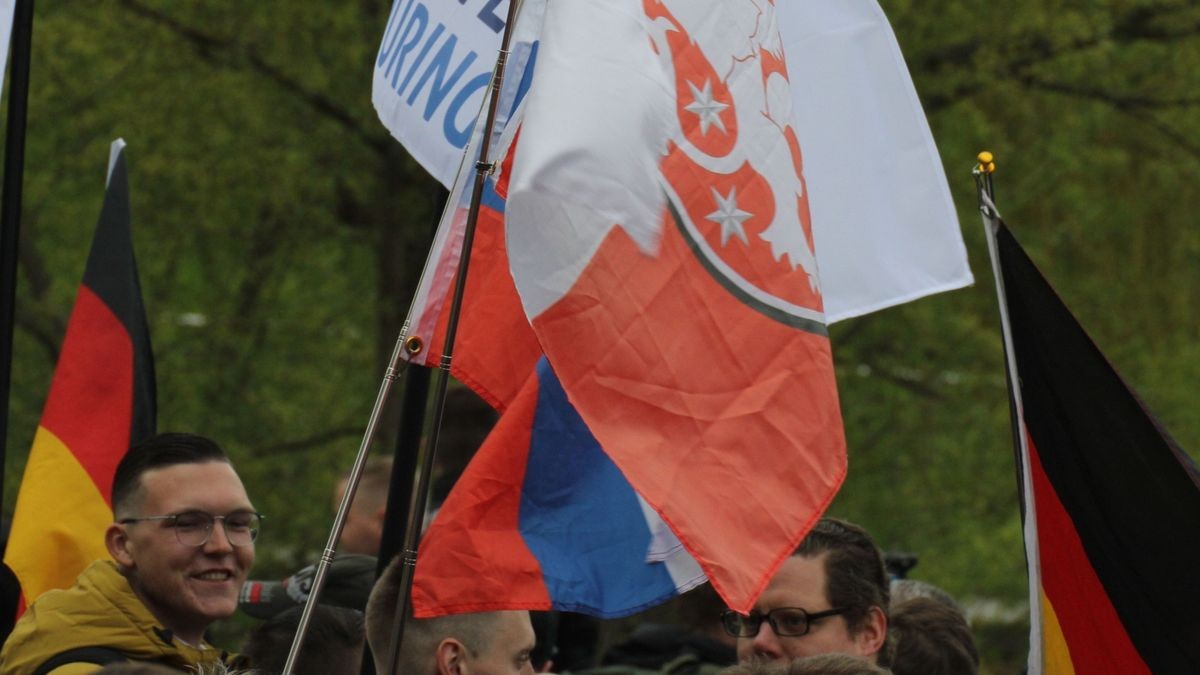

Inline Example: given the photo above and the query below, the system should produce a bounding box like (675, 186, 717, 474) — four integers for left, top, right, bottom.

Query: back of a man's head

(111, 432, 229, 518)
(794, 518, 891, 661)
(241, 605, 364, 675)
(888, 597, 979, 675)
(366, 557, 500, 673)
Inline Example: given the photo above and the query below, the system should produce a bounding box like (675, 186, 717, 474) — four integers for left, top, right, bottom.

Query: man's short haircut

(365, 557, 500, 673)
(111, 433, 229, 517)
(888, 598, 979, 675)
(240, 605, 365, 675)
(794, 518, 890, 660)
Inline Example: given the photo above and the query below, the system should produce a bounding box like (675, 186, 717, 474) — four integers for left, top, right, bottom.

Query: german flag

(994, 219, 1200, 674)
(3, 140, 155, 612)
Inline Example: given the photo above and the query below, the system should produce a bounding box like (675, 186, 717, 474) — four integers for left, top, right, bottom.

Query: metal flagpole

(381, 0, 524, 671)
(282, 2, 525, 671)
(974, 152, 1045, 674)
(0, 0, 36, 518)
(279, 331, 411, 675)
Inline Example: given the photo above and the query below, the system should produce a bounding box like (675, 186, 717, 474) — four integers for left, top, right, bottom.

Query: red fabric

(412, 372, 551, 616)
(39, 285, 134, 504)
(1029, 434, 1151, 674)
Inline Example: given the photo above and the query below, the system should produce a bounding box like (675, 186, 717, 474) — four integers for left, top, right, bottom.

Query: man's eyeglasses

(720, 606, 851, 638)
(119, 510, 263, 548)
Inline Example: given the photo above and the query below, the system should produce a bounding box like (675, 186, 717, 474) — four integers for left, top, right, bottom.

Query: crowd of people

(0, 429, 981, 674)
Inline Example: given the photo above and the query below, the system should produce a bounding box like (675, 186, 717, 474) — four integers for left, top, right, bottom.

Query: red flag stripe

(38, 285, 134, 503)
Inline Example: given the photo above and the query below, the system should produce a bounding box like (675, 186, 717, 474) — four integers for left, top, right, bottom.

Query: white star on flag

(684, 79, 729, 136)
(707, 187, 753, 246)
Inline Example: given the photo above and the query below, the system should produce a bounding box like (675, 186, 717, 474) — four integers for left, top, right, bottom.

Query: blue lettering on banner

(408, 34, 476, 115)
(444, 71, 491, 148)
(385, 3, 428, 89)
(457, 0, 506, 34)
(377, 0, 496, 149)
(397, 23, 445, 98)
(376, 0, 412, 67)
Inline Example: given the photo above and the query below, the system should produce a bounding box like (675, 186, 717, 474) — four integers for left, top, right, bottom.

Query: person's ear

(855, 605, 888, 660)
(435, 637, 469, 674)
(105, 523, 135, 568)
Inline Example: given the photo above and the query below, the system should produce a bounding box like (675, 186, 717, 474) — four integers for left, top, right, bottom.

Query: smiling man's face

(111, 461, 256, 643)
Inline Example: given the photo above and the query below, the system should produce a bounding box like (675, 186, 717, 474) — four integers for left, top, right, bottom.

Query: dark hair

(111, 433, 229, 517)
(888, 598, 979, 675)
(240, 604, 365, 675)
(795, 519, 890, 660)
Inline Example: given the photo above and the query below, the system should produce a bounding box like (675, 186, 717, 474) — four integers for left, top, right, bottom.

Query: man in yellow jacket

(1, 433, 259, 674)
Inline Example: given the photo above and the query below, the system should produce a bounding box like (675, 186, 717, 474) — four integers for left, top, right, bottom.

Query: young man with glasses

(1, 433, 260, 674)
(720, 518, 889, 667)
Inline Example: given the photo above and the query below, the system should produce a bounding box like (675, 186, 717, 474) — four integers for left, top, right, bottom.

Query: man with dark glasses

(1, 433, 260, 674)
(720, 518, 890, 667)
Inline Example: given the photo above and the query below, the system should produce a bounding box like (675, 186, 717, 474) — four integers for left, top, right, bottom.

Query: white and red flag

(408, 0, 974, 617)
(413, 0, 860, 617)
(503, 0, 843, 613)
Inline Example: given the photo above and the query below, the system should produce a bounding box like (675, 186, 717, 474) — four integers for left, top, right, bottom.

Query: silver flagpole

(282, 2, 525, 670)
(277, 15, 518, 675)
(974, 153, 1044, 675)
(279, 329, 411, 675)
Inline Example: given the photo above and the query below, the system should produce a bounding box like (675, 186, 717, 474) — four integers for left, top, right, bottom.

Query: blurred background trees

(4, 2, 1199, 672)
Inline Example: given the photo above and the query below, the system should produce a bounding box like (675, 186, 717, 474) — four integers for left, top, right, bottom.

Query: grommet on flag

(404, 336, 423, 356)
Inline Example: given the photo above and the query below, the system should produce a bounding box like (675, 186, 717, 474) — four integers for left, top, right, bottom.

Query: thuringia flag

(413, 0, 847, 616)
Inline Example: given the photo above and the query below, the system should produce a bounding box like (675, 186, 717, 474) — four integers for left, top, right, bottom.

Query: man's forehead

(755, 553, 830, 609)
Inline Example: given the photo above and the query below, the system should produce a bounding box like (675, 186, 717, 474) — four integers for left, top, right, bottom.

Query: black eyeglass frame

(720, 606, 852, 638)
(118, 510, 264, 548)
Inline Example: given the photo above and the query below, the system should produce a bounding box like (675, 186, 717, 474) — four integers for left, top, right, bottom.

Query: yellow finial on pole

(976, 151, 996, 175)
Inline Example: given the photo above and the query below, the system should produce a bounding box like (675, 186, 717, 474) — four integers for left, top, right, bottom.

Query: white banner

(372, 0, 510, 185)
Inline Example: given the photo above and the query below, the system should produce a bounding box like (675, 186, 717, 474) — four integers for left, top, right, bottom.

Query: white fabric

(372, 0, 513, 183)
(379, 0, 972, 323)
(777, 1, 972, 320)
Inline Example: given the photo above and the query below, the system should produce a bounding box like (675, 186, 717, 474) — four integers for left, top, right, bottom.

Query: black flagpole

(0, 0, 37, 522)
(380, 0, 522, 672)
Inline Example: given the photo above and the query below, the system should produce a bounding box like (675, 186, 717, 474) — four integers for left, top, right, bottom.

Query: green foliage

(4, 1, 1200, 668)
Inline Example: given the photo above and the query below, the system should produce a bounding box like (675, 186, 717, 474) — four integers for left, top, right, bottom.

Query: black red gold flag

(3, 140, 156, 612)
(992, 218, 1200, 674)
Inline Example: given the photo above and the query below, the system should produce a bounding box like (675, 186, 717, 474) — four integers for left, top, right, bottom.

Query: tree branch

(252, 426, 366, 456)
(118, 0, 390, 157)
